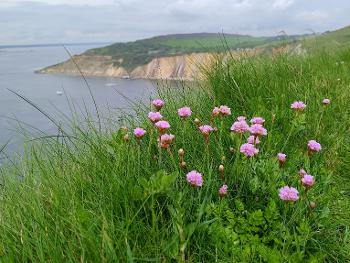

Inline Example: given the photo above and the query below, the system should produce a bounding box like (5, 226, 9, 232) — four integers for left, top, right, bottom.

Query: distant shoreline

(0, 42, 112, 50)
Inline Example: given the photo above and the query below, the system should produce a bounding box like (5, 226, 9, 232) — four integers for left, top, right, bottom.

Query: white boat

(56, 91, 63, 96)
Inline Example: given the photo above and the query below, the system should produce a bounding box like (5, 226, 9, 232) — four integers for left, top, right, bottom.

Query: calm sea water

(0, 44, 157, 155)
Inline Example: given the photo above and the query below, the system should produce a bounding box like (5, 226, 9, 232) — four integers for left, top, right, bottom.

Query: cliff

(37, 49, 262, 80)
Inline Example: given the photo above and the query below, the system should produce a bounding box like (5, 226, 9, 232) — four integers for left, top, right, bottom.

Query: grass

(1, 41, 350, 262)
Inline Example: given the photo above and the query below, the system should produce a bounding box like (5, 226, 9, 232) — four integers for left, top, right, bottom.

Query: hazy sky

(1, 0, 349, 45)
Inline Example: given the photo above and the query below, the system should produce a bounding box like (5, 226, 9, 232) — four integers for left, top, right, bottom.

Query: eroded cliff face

(37, 49, 263, 80)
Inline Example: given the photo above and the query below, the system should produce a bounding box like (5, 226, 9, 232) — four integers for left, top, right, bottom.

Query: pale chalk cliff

(37, 49, 263, 80)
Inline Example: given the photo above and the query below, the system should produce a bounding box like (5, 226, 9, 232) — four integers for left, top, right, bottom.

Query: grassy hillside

(1, 31, 350, 261)
(85, 33, 305, 70)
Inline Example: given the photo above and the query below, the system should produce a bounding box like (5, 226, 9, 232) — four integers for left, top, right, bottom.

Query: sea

(0, 44, 158, 156)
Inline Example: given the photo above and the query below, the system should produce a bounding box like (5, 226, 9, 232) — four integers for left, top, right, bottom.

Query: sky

(0, 0, 349, 45)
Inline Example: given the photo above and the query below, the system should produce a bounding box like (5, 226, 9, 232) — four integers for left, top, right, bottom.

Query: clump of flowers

(237, 116, 246, 122)
(148, 112, 162, 123)
(230, 119, 249, 134)
(155, 120, 170, 133)
(212, 107, 220, 118)
(301, 174, 315, 188)
(186, 170, 203, 187)
(247, 135, 260, 145)
(152, 99, 164, 111)
(278, 153, 287, 167)
(279, 186, 299, 202)
(218, 184, 228, 197)
(308, 140, 322, 153)
(250, 117, 265, 125)
(240, 143, 259, 157)
(178, 107, 192, 119)
(249, 124, 267, 137)
(158, 134, 175, 149)
(291, 101, 306, 110)
(322, 98, 331, 105)
(133, 127, 146, 139)
(219, 105, 231, 116)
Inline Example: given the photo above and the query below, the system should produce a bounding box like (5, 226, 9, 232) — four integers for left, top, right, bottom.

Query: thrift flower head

(212, 107, 220, 117)
(250, 117, 265, 125)
(219, 185, 228, 197)
(277, 153, 287, 162)
(249, 124, 267, 137)
(301, 174, 315, 188)
(219, 105, 231, 116)
(155, 120, 170, 132)
(133, 127, 146, 138)
(186, 170, 203, 187)
(158, 134, 175, 148)
(240, 143, 259, 157)
(323, 98, 331, 105)
(308, 140, 322, 152)
(178, 107, 192, 118)
(152, 99, 164, 110)
(148, 112, 162, 123)
(230, 120, 250, 134)
(291, 101, 306, 110)
(279, 186, 299, 202)
(199, 125, 214, 135)
(247, 135, 260, 145)
(237, 116, 246, 122)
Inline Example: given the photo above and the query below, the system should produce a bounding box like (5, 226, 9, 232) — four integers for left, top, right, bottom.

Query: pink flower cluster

(186, 170, 203, 187)
(308, 140, 321, 152)
(148, 112, 162, 123)
(322, 98, 330, 105)
(155, 120, 170, 133)
(250, 117, 265, 125)
(178, 107, 192, 118)
(219, 184, 228, 197)
(230, 119, 249, 134)
(212, 105, 231, 117)
(152, 99, 164, 111)
(158, 134, 175, 149)
(249, 124, 267, 137)
(291, 101, 306, 110)
(240, 143, 259, 157)
(199, 125, 214, 135)
(301, 174, 315, 188)
(133, 127, 146, 138)
(279, 186, 299, 202)
(278, 153, 286, 164)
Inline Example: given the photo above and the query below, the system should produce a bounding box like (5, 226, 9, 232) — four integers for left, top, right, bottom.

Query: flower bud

(123, 134, 129, 142)
(121, 126, 128, 132)
(219, 164, 224, 173)
(180, 161, 187, 169)
(229, 147, 235, 153)
(221, 156, 226, 162)
(178, 148, 185, 157)
(309, 201, 316, 209)
(194, 118, 201, 125)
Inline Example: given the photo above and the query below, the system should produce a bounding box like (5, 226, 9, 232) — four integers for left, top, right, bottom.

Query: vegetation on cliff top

(85, 32, 305, 70)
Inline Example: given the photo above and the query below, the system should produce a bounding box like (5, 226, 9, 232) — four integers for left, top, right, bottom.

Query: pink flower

(186, 170, 203, 187)
(249, 124, 267, 137)
(133, 127, 146, 138)
(250, 117, 265, 125)
(240, 143, 259, 157)
(247, 135, 260, 145)
(291, 101, 306, 110)
(308, 140, 321, 152)
(152, 99, 164, 110)
(322, 98, 331, 105)
(279, 186, 299, 202)
(301, 174, 315, 188)
(219, 184, 228, 197)
(277, 153, 286, 162)
(299, 169, 307, 177)
(178, 107, 192, 118)
(155, 120, 170, 133)
(199, 125, 214, 135)
(212, 107, 220, 117)
(219, 105, 231, 116)
(158, 134, 175, 148)
(148, 112, 162, 123)
(237, 116, 246, 122)
(230, 120, 250, 134)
